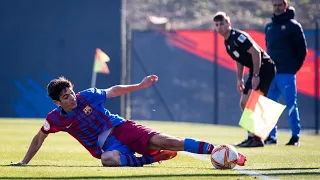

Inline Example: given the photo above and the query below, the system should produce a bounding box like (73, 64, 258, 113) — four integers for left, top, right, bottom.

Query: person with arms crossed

(264, 0, 307, 146)
(11, 75, 247, 167)
(213, 12, 276, 147)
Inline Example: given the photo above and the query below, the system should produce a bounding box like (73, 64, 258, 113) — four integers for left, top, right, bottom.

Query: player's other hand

(10, 162, 26, 166)
(139, 75, 158, 88)
(237, 79, 245, 93)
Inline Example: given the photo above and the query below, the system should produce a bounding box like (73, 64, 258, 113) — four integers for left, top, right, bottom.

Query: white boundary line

(180, 152, 279, 180)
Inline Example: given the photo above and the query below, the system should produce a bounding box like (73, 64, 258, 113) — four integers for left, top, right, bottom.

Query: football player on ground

(11, 75, 247, 167)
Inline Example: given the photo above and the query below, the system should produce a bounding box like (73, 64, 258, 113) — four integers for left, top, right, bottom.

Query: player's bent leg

(239, 93, 249, 111)
(236, 93, 254, 147)
(101, 150, 121, 167)
(119, 154, 156, 167)
(239, 92, 265, 148)
(101, 150, 157, 167)
(102, 136, 157, 167)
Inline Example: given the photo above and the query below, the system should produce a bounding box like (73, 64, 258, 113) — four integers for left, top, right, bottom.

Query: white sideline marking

(180, 152, 278, 180)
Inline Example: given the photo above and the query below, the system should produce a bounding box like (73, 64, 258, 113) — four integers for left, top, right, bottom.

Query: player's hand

(10, 162, 26, 166)
(139, 75, 158, 89)
(237, 79, 245, 93)
(251, 76, 260, 90)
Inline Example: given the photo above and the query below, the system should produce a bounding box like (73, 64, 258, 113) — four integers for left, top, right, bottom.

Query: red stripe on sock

(131, 156, 138, 167)
(208, 144, 214, 154)
(198, 142, 205, 154)
(125, 154, 131, 166)
(138, 158, 144, 166)
(145, 156, 150, 164)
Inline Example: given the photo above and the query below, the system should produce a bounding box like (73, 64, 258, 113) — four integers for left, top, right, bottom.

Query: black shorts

(243, 60, 276, 95)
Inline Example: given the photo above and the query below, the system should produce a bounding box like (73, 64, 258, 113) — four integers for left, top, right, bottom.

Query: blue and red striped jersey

(41, 88, 125, 159)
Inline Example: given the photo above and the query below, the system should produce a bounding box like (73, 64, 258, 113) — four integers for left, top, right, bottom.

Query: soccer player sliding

(11, 75, 246, 167)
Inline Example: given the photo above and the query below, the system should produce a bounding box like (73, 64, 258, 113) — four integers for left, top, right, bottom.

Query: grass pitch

(0, 119, 319, 180)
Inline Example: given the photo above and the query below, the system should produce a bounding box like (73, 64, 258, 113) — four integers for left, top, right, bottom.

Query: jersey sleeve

(40, 118, 60, 134)
(235, 33, 253, 52)
(79, 88, 107, 104)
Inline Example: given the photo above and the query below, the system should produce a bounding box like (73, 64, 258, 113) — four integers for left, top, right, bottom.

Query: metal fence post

(125, 22, 132, 120)
(213, 31, 219, 124)
(315, 19, 319, 134)
(121, 0, 127, 118)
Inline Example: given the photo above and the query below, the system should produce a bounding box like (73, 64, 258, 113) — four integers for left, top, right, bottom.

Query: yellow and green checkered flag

(239, 91, 286, 139)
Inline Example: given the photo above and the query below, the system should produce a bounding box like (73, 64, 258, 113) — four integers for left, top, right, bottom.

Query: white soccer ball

(210, 144, 238, 169)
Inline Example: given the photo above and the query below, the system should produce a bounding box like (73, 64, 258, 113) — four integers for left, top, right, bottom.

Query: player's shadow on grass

(1, 165, 102, 168)
(144, 165, 215, 170)
(0, 174, 251, 179)
(2, 164, 214, 170)
(1, 172, 320, 179)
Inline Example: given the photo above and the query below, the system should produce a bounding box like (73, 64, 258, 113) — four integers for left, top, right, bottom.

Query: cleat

(237, 152, 247, 166)
(235, 137, 253, 147)
(238, 136, 264, 148)
(153, 150, 177, 162)
(264, 136, 277, 145)
(286, 136, 300, 146)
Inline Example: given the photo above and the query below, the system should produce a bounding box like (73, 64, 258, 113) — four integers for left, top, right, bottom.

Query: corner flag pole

(91, 71, 97, 88)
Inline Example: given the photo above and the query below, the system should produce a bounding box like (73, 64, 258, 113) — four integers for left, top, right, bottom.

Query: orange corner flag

(93, 48, 110, 74)
(239, 91, 286, 139)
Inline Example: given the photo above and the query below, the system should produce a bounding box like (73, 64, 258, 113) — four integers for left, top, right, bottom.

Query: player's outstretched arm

(11, 130, 48, 166)
(106, 75, 158, 98)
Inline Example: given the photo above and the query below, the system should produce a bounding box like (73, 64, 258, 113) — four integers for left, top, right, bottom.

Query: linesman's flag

(93, 48, 110, 74)
(239, 91, 286, 139)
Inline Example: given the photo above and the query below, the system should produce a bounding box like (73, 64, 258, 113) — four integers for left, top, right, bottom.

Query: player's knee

(101, 151, 121, 167)
(240, 96, 248, 111)
(240, 100, 246, 111)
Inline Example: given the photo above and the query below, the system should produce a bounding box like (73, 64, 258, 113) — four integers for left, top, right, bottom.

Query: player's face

(273, 0, 286, 16)
(214, 20, 229, 36)
(55, 87, 77, 112)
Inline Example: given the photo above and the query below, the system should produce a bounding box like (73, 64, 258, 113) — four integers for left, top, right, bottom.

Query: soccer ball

(210, 144, 238, 169)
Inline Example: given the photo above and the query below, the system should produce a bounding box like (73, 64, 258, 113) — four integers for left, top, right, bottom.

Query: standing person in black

(213, 12, 276, 147)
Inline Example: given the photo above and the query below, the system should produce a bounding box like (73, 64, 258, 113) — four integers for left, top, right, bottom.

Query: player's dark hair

(272, 0, 289, 8)
(47, 76, 73, 101)
(213, 11, 231, 24)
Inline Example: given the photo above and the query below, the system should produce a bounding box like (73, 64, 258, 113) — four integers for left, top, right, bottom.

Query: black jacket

(265, 7, 307, 74)
(224, 28, 273, 73)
